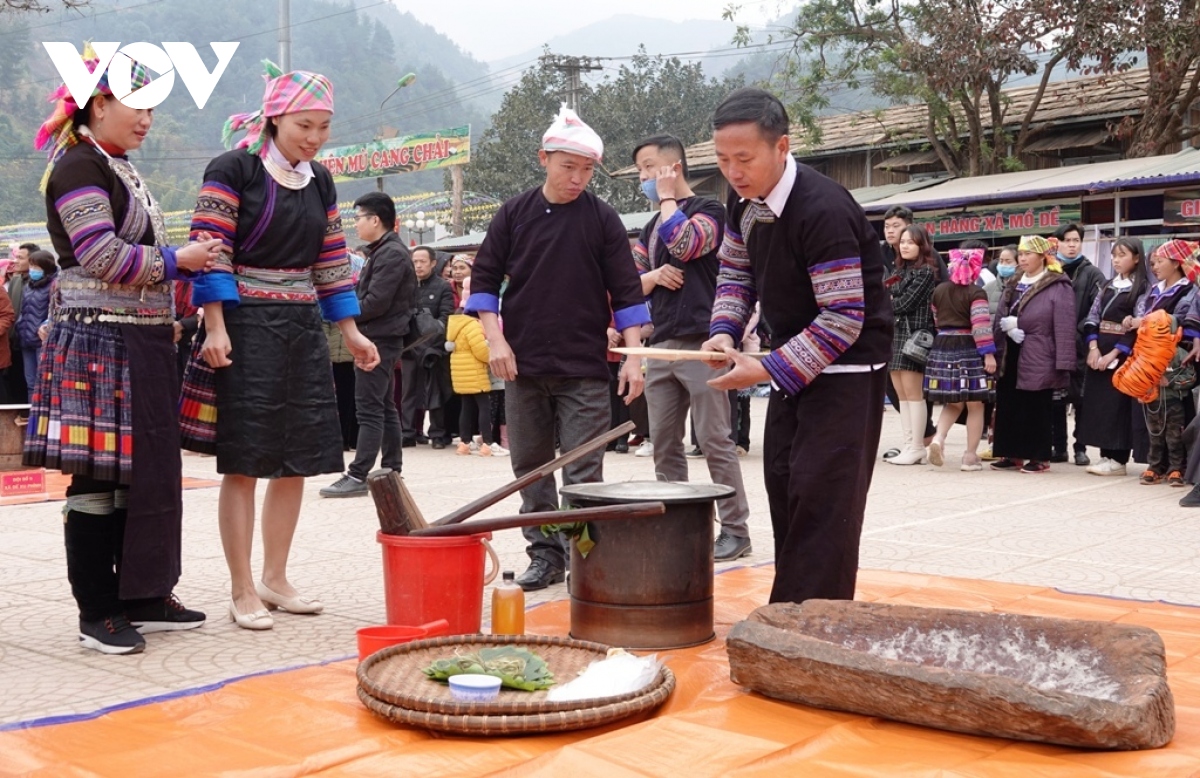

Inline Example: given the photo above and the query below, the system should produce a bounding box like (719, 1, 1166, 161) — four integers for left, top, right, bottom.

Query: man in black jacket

(400, 245, 456, 448)
(1052, 222, 1106, 466)
(632, 134, 753, 561)
(322, 193, 416, 497)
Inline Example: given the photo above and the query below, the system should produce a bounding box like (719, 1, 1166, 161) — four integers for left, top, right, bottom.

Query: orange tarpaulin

(5, 566, 1200, 777)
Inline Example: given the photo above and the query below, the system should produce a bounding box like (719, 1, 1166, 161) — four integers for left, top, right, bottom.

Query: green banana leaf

(423, 646, 555, 691)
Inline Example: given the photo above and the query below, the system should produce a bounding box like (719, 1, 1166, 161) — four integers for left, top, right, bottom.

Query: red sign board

(1, 469, 45, 497)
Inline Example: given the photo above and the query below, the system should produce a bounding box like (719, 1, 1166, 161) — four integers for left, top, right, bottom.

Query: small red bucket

(356, 619, 450, 661)
(376, 531, 498, 634)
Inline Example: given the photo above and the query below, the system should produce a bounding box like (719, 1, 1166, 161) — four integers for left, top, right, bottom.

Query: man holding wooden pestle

(702, 88, 893, 604)
(465, 105, 650, 591)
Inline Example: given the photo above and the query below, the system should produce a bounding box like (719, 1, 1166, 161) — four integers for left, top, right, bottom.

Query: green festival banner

(316, 125, 470, 181)
(911, 200, 1082, 240)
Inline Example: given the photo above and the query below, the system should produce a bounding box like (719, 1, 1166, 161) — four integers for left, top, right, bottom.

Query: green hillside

(0, 0, 487, 224)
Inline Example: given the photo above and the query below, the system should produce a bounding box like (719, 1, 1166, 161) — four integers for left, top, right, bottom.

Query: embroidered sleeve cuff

(761, 351, 806, 396)
(1185, 328, 1200, 341)
(464, 292, 500, 314)
(161, 246, 181, 281)
(191, 272, 240, 306)
(977, 343, 997, 356)
(319, 290, 360, 323)
(709, 320, 746, 343)
(1086, 333, 1098, 343)
(613, 302, 651, 331)
(1115, 343, 1132, 355)
(656, 209, 687, 240)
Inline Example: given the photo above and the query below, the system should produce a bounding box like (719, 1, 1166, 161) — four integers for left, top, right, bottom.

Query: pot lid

(560, 480, 735, 505)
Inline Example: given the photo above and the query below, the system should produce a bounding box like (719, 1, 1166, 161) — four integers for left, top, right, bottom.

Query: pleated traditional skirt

(922, 331, 994, 404)
(213, 302, 343, 478)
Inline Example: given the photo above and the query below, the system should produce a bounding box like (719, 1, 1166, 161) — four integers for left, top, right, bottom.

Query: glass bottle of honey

(491, 571, 525, 635)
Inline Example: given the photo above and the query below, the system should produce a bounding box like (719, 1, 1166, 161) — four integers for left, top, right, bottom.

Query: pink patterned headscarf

(948, 248, 984, 285)
(34, 42, 152, 190)
(1153, 239, 1200, 283)
(222, 60, 334, 157)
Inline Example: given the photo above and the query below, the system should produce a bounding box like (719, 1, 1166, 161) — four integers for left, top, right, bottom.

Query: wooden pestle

(431, 420, 636, 527)
(410, 501, 666, 537)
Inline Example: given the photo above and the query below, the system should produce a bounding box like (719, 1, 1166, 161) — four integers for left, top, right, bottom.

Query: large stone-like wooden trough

(727, 600, 1175, 750)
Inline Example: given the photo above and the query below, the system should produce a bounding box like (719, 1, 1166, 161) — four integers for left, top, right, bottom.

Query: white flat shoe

(256, 582, 324, 614)
(229, 599, 273, 630)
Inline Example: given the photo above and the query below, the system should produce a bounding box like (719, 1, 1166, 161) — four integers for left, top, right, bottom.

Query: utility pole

(278, 0, 291, 72)
(539, 54, 602, 111)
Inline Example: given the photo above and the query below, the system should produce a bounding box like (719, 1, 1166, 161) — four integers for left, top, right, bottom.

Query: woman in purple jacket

(991, 235, 1077, 473)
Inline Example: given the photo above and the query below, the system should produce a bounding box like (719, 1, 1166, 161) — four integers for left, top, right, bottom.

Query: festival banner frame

(316, 125, 471, 182)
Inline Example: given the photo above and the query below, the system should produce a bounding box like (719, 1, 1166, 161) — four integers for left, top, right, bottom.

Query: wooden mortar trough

(727, 600, 1175, 750)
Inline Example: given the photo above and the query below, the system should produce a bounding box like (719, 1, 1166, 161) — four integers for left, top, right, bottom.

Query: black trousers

(332, 361, 358, 449)
(730, 390, 751, 449)
(348, 338, 404, 480)
(459, 393, 493, 445)
(763, 369, 886, 604)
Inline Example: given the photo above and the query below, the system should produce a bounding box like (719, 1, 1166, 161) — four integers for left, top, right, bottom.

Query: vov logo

(43, 42, 239, 110)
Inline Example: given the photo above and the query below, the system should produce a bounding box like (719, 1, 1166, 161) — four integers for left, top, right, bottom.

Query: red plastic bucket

(376, 531, 498, 634)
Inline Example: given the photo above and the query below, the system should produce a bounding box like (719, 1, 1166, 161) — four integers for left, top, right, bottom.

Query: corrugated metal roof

(613, 68, 1162, 178)
(1022, 128, 1113, 153)
(429, 231, 489, 251)
(426, 210, 657, 252)
(861, 148, 1200, 214)
(874, 149, 941, 170)
(850, 178, 950, 204)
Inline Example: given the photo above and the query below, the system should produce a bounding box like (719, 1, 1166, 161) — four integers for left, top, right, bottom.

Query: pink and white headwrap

(541, 104, 604, 162)
(222, 60, 334, 157)
(948, 248, 984, 285)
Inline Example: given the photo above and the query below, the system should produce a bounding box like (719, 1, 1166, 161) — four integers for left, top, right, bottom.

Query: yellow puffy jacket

(446, 314, 492, 395)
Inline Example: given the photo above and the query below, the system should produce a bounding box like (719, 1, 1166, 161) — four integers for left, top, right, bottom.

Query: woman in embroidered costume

(186, 61, 379, 630)
(922, 248, 997, 471)
(990, 236, 1077, 474)
(1077, 238, 1150, 477)
(24, 45, 224, 655)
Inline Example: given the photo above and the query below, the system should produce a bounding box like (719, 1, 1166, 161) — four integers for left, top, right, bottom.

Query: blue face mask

(1057, 251, 1081, 265)
(28, 268, 44, 282)
(640, 179, 660, 204)
(997, 265, 1017, 278)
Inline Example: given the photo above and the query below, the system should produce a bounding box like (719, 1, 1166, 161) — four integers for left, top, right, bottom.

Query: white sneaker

(1086, 458, 1127, 476)
(488, 443, 510, 457)
(635, 441, 654, 457)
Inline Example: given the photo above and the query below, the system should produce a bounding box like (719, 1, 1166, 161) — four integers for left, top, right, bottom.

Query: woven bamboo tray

(357, 667, 676, 736)
(357, 633, 667, 716)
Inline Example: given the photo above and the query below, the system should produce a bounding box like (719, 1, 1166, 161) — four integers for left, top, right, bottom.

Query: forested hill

(0, 0, 490, 224)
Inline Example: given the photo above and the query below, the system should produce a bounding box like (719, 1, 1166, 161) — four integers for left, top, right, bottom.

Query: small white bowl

(448, 674, 502, 702)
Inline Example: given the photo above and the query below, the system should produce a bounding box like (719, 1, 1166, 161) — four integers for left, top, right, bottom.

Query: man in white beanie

(465, 105, 650, 590)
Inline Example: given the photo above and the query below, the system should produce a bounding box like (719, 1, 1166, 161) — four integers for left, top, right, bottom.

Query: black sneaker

(1073, 451, 1091, 466)
(1180, 484, 1200, 507)
(685, 446, 704, 459)
(79, 614, 146, 655)
(714, 531, 752, 561)
(320, 474, 368, 497)
(126, 594, 206, 634)
(515, 559, 565, 591)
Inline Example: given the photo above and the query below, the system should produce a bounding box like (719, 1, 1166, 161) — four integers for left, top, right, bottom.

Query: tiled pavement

(2, 397, 1199, 727)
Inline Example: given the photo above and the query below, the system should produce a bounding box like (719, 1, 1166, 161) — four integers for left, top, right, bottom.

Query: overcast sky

(399, 0, 777, 62)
